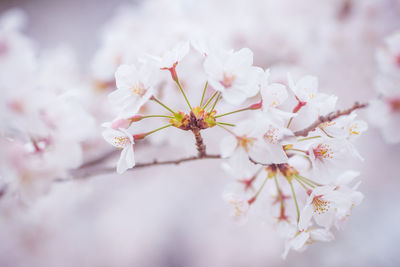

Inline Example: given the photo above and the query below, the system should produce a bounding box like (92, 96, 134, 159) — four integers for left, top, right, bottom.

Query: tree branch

(293, 102, 368, 137)
(71, 154, 221, 179)
(79, 149, 119, 169)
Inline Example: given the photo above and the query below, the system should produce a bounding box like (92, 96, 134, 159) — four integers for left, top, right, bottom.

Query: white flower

(298, 171, 363, 231)
(332, 171, 364, 230)
(287, 73, 337, 129)
(368, 96, 400, 144)
(102, 127, 135, 174)
(299, 185, 341, 230)
(204, 47, 262, 105)
(108, 61, 157, 119)
(220, 114, 292, 176)
(307, 138, 361, 173)
(223, 191, 250, 224)
(321, 113, 368, 140)
(288, 74, 319, 103)
(376, 31, 400, 77)
(158, 41, 190, 69)
(282, 227, 334, 259)
(260, 70, 294, 123)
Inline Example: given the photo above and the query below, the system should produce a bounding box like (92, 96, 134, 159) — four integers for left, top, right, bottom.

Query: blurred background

(0, 0, 400, 266)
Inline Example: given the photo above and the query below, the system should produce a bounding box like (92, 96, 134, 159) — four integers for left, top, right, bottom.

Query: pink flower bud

(248, 100, 263, 110)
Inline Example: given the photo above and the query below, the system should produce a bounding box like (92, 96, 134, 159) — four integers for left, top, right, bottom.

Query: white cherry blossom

(223, 192, 250, 224)
(220, 114, 292, 176)
(260, 71, 294, 123)
(204, 47, 263, 105)
(158, 41, 190, 69)
(102, 127, 135, 174)
(108, 61, 158, 119)
(282, 226, 334, 259)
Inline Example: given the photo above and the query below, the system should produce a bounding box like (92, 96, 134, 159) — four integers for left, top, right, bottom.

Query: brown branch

(192, 128, 206, 157)
(79, 149, 119, 169)
(70, 154, 221, 179)
(294, 102, 368, 137)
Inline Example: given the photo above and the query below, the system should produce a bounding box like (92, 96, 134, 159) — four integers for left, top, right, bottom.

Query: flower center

(112, 136, 130, 148)
(228, 199, 247, 217)
(312, 195, 331, 214)
(220, 73, 235, 88)
(264, 128, 279, 144)
(349, 123, 361, 136)
(132, 83, 146, 96)
(237, 135, 256, 152)
(313, 144, 333, 161)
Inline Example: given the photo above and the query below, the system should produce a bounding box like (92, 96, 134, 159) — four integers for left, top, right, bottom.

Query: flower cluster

(0, 10, 95, 201)
(101, 41, 368, 257)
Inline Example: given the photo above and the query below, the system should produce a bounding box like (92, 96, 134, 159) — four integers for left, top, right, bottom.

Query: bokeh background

(0, 0, 400, 266)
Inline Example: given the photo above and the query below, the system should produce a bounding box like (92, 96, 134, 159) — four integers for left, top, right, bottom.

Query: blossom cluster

(101, 41, 367, 257)
(0, 10, 95, 201)
(1, 1, 397, 261)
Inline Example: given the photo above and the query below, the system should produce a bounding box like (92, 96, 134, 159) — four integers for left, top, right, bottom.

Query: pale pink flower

(108, 61, 158, 119)
(102, 127, 135, 174)
(158, 41, 190, 69)
(282, 226, 334, 259)
(220, 114, 292, 176)
(260, 70, 294, 123)
(204, 47, 263, 105)
(368, 96, 400, 144)
(223, 191, 250, 224)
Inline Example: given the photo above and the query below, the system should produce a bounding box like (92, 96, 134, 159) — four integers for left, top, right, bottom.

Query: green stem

(288, 177, 300, 223)
(143, 124, 173, 137)
(214, 107, 252, 118)
(251, 176, 269, 202)
(293, 175, 311, 190)
(141, 115, 174, 119)
(200, 81, 208, 107)
(319, 126, 334, 138)
(176, 80, 192, 110)
(217, 122, 235, 127)
(296, 174, 321, 187)
(209, 93, 221, 112)
(286, 117, 294, 128)
(297, 135, 321, 142)
(216, 123, 236, 135)
(151, 97, 175, 114)
(202, 91, 218, 109)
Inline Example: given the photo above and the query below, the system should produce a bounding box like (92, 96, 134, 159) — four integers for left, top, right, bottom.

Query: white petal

(310, 228, 334, 242)
(116, 147, 129, 174)
(299, 204, 314, 231)
(222, 88, 248, 105)
(261, 83, 288, 107)
(220, 135, 238, 158)
(314, 211, 335, 229)
(115, 64, 138, 91)
(226, 48, 253, 71)
(102, 128, 127, 148)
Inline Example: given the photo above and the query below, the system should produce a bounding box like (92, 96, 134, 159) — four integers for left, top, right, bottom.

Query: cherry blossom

(204, 47, 263, 105)
(282, 227, 334, 259)
(102, 127, 135, 174)
(108, 62, 158, 119)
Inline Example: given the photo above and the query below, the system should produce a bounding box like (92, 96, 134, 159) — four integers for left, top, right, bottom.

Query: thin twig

(293, 102, 368, 137)
(71, 154, 222, 179)
(79, 150, 119, 169)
